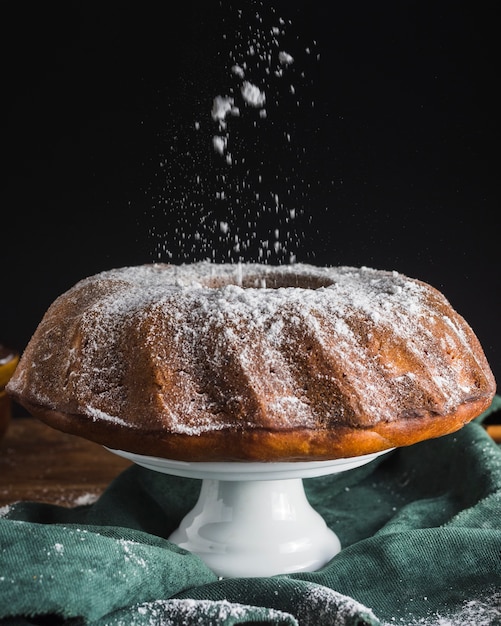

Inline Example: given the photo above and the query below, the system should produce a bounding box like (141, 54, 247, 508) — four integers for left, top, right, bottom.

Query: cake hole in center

(204, 272, 333, 290)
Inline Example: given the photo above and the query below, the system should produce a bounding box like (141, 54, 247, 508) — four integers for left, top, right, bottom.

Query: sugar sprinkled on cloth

(380, 588, 501, 626)
(295, 583, 380, 625)
(73, 492, 99, 507)
(103, 598, 295, 626)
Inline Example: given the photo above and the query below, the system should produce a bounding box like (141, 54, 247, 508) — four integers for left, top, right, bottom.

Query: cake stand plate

(108, 448, 393, 578)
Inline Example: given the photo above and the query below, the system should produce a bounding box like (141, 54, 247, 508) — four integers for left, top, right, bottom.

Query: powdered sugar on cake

(10, 262, 491, 440)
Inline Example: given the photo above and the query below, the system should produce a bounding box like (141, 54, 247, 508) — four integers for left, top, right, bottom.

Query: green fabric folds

(1, 397, 500, 625)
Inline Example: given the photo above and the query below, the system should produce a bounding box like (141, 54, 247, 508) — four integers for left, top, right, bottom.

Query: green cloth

(1, 397, 501, 625)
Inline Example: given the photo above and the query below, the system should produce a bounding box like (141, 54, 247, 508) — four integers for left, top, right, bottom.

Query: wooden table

(0, 417, 132, 508)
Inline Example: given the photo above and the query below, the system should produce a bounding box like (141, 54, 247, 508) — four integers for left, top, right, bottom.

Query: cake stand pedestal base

(169, 477, 340, 578)
(108, 448, 393, 578)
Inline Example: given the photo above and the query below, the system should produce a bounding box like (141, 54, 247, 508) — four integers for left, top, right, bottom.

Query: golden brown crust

(16, 394, 493, 462)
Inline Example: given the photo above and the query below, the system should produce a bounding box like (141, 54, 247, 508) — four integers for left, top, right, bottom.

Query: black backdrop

(2, 1, 499, 388)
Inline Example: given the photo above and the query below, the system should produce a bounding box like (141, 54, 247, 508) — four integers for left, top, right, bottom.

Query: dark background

(2, 2, 499, 390)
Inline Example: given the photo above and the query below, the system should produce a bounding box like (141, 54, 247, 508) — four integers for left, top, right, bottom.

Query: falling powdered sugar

(240, 80, 266, 108)
(147, 2, 320, 264)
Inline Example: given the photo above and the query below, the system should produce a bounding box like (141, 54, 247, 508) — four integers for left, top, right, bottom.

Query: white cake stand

(108, 448, 393, 578)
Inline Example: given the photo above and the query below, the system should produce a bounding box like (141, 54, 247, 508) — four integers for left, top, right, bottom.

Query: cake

(6, 262, 496, 461)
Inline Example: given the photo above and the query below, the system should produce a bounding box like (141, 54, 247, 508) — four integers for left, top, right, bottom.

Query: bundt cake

(6, 262, 496, 461)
